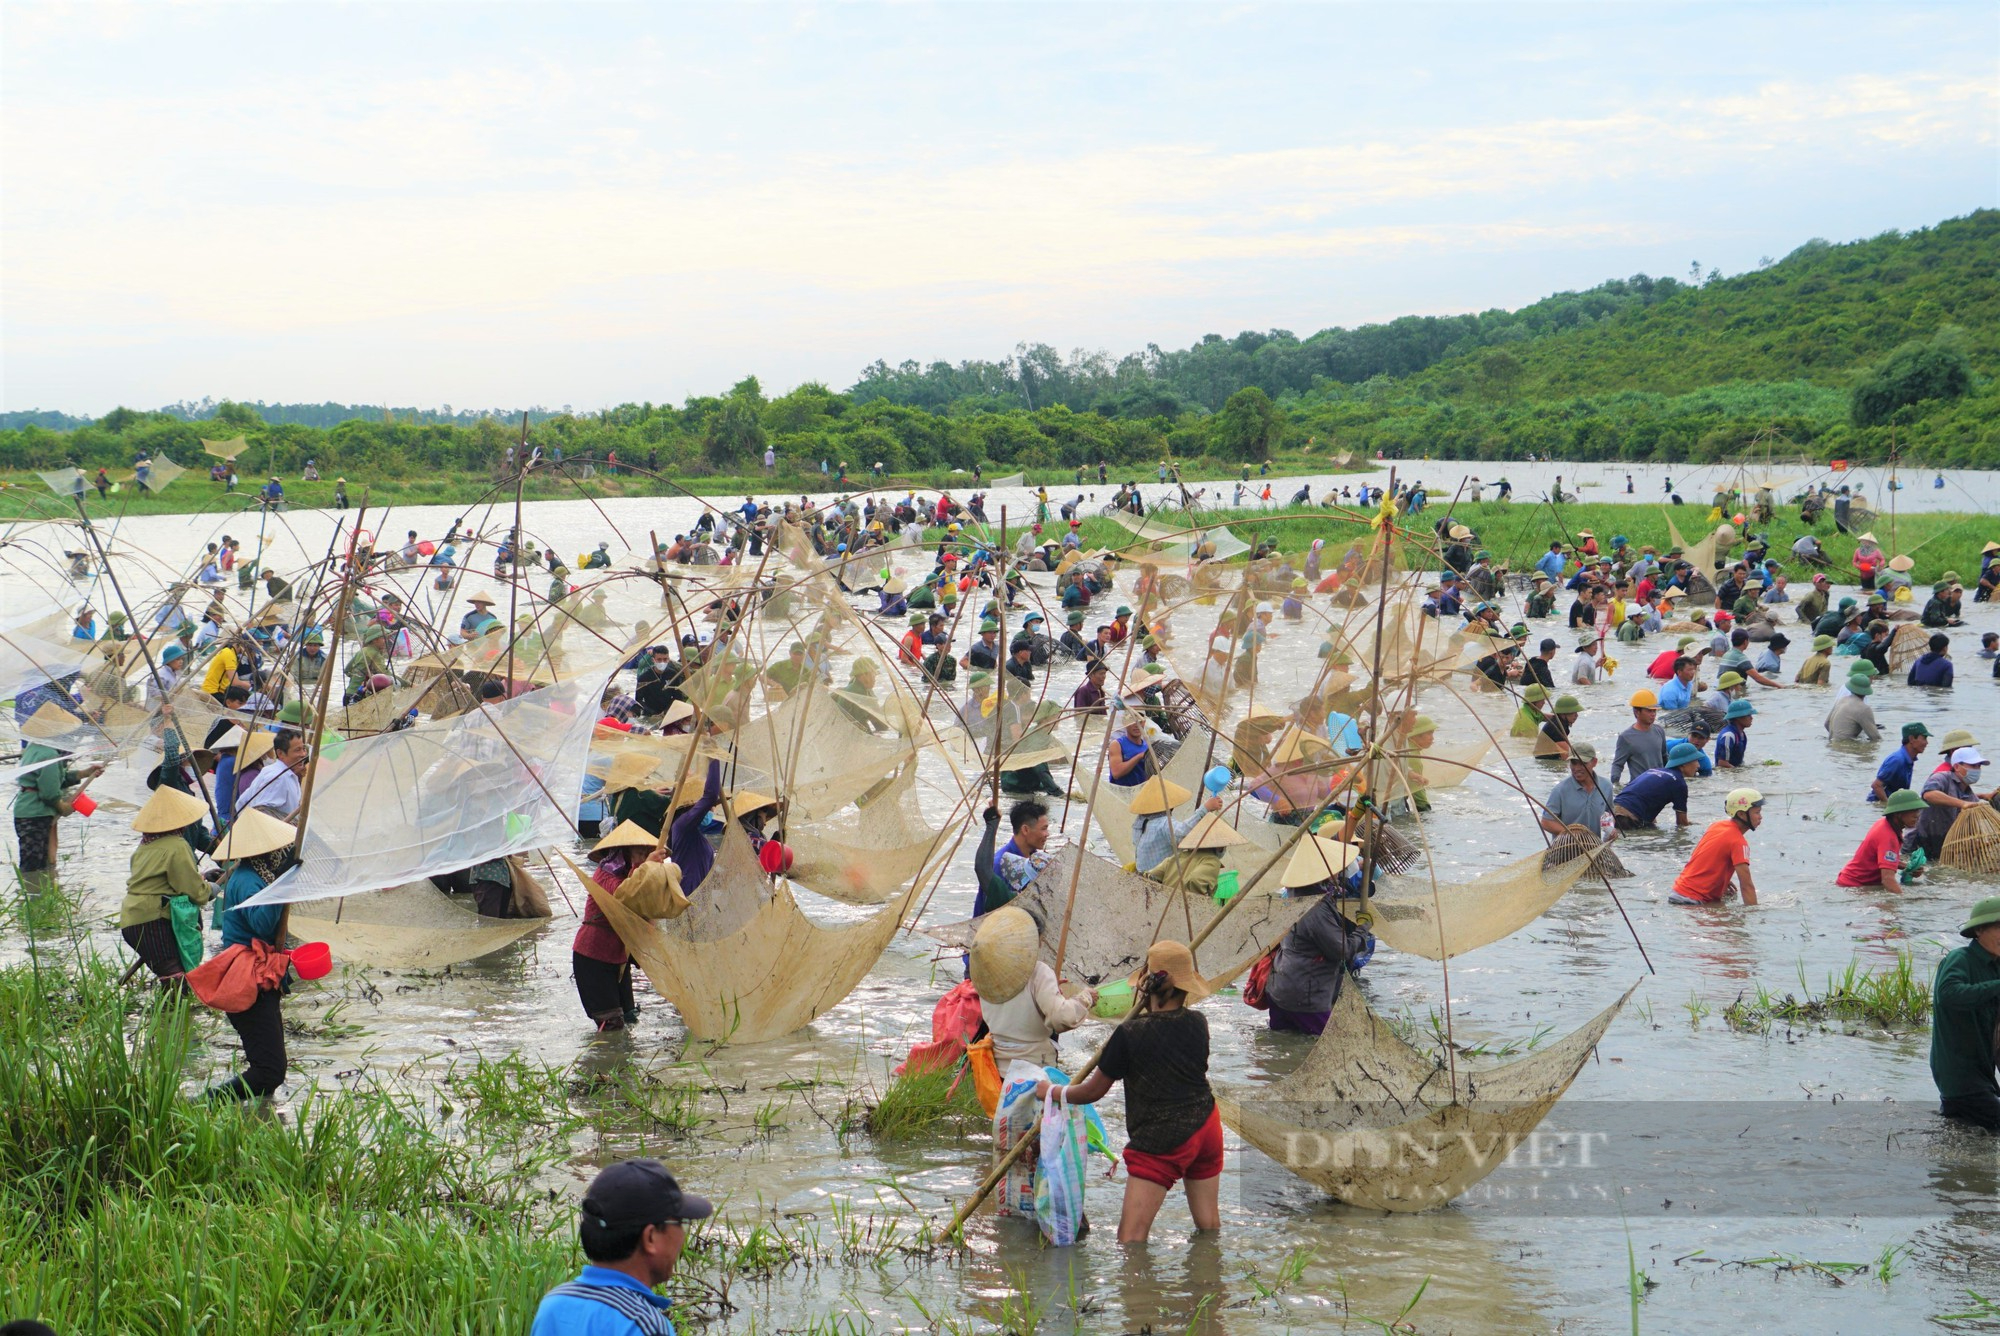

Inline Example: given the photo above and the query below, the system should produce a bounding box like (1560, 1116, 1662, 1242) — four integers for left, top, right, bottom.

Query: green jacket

(1143, 849, 1222, 897)
(1930, 941, 2000, 1099)
(13, 742, 75, 819)
(118, 836, 212, 929)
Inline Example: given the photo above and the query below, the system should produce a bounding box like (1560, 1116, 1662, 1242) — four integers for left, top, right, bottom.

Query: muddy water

(6, 490, 1999, 1333)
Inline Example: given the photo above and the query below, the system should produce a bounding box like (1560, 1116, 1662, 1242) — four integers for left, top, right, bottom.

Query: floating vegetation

(1724, 953, 1932, 1033)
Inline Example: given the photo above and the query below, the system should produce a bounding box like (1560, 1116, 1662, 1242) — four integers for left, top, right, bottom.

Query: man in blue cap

(1713, 699, 1755, 769)
(1610, 742, 1705, 830)
(1435, 572, 1462, 617)
(533, 1158, 713, 1334)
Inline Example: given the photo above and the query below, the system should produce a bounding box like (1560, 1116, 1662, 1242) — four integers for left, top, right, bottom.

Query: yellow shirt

(200, 646, 238, 695)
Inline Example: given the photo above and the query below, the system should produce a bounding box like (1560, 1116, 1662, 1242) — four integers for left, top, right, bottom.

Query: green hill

(2, 211, 1993, 483)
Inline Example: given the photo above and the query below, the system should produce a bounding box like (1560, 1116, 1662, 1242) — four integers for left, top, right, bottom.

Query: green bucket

(1212, 868, 1241, 905)
(1092, 980, 1133, 1019)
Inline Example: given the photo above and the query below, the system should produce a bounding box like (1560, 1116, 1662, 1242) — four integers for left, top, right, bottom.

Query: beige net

(926, 843, 1308, 988)
(290, 881, 548, 970)
(201, 436, 251, 460)
(587, 865, 910, 1044)
(1218, 982, 1637, 1212)
(729, 684, 917, 819)
(787, 769, 948, 906)
(1887, 622, 1930, 673)
(1364, 845, 1600, 961)
(1938, 802, 2000, 874)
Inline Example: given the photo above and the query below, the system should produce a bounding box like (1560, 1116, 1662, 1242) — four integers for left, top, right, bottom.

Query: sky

(2, 2, 1995, 416)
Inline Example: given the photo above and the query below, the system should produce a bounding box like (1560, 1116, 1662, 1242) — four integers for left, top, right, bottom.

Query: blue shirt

(217, 864, 284, 950)
(1871, 746, 1917, 801)
(1908, 652, 1954, 687)
(1110, 736, 1149, 786)
(531, 1266, 676, 1336)
(1657, 677, 1695, 711)
(1535, 551, 1566, 581)
(1612, 768, 1689, 825)
(1714, 724, 1748, 768)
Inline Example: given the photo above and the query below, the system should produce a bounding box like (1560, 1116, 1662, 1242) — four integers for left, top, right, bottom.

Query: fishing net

(1887, 622, 1930, 673)
(1544, 828, 1633, 879)
(201, 436, 251, 460)
(135, 455, 188, 492)
(35, 468, 88, 499)
(1365, 846, 1597, 960)
(728, 685, 917, 819)
(587, 860, 910, 1043)
(1937, 802, 2000, 874)
(241, 669, 613, 907)
(787, 769, 947, 906)
(333, 680, 437, 736)
(988, 473, 1026, 490)
(1218, 982, 1637, 1212)
(289, 880, 547, 970)
(926, 843, 1308, 988)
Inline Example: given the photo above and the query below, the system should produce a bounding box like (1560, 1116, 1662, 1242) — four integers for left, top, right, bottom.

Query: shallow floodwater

(5, 484, 1999, 1334)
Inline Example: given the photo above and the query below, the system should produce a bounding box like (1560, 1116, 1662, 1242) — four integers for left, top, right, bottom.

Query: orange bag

(965, 1036, 1002, 1117)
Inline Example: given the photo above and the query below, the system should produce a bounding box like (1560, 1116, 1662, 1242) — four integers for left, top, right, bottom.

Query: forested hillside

(3, 211, 1991, 477)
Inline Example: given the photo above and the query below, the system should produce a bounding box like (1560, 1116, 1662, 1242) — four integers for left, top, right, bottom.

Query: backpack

(1242, 943, 1281, 1010)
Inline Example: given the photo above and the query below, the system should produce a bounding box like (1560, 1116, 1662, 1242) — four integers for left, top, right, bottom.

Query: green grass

(1724, 953, 1932, 1033)
(863, 1062, 985, 1140)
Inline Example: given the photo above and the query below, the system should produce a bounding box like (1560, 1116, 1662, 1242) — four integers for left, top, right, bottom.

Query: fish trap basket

(1938, 802, 2000, 875)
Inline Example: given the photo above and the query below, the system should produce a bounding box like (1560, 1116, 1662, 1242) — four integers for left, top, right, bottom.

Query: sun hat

(1846, 672, 1873, 696)
(1717, 671, 1745, 689)
(1667, 742, 1704, 768)
(1852, 660, 1882, 677)
(1883, 789, 1928, 816)
(1575, 634, 1598, 652)
(130, 785, 208, 834)
(1811, 634, 1835, 651)
(1126, 775, 1193, 815)
(1553, 694, 1582, 714)
(1569, 740, 1598, 764)
(727, 789, 777, 819)
(968, 905, 1039, 1003)
(211, 808, 296, 860)
(1177, 812, 1247, 849)
(1723, 787, 1764, 816)
(1724, 699, 1755, 720)
(590, 819, 661, 856)
(1128, 939, 1212, 1001)
(1629, 688, 1659, 709)
(1522, 683, 1549, 703)
(1856, 531, 1878, 543)
(1957, 897, 2000, 938)
(1936, 728, 1978, 752)
(1888, 554, 1916, 572)
(1281, 835, 1362, 888)
(238, 731, 277, 768)
(1406, 713, 1439, 739)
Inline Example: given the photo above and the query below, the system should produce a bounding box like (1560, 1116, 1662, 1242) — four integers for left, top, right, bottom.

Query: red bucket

(70, 792, 97, 817)
(290, 941, 333, 981)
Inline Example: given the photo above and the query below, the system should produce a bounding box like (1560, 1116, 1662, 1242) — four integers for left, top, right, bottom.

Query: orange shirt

(1672, 819, 1748, 903)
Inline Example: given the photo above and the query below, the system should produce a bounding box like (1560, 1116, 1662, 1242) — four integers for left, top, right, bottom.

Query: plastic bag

(1034, 1091, 1089, 1245)
(167, 895, 204, 972)
(992, 1063, 1045, 1218)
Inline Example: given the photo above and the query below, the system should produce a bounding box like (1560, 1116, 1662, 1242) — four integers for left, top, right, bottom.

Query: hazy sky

(2, 3, 1994, 415)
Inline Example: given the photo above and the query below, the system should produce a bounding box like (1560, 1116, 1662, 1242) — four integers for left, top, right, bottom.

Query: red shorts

(1123, 1105, 1223, 1187)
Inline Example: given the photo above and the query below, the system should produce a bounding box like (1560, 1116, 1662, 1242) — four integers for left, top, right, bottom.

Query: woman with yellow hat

(1035, 941, 1221, 1243)
(117, 786, 214, 982)
(970, 905, 1092, 1070)
(1142, 812, 1245, 897)
(570, 819, 685, 1032)
(1263, 834, 1372, 1034)
(206, 808, 302, 1101)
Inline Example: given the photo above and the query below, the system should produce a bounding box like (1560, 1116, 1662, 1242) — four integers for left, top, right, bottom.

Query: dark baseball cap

(582, 1158, 712, 1229)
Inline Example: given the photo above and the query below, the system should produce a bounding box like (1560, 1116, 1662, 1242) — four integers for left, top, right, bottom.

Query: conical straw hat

(1126, 775, 1192, 816)
(1280, 835, 1362, 889)
(1178, 812, 1246, 849)
(1268, 725, 1332, 766)
(212, 808, 295, 860)
(131, 785, 208, 834)
(238, 731, 276, 768)
(1887, 554, 1915, 572)
(727, 789, 777, 819)
(590, 819, 660, 856)
(18, 702, 87, 741)
(968, 904, 1039, 1003)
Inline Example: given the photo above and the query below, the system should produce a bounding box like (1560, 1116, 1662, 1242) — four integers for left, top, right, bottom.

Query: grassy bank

(0, 954, 951, 1334)
(0, 454, 1351, 523)
(1068, 499, 1999, 593)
